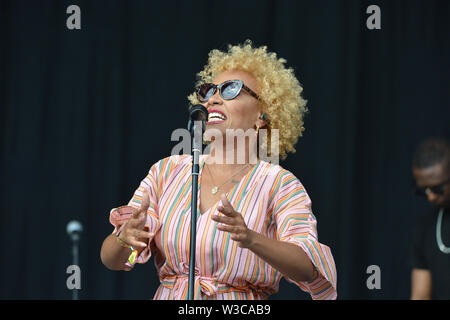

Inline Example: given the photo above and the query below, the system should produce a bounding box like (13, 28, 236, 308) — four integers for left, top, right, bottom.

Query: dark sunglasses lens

(430, 185, 445, 195)
(197, 84, 215, 102)
(220, 81, 242, 100)
(414, 184, 446, 197)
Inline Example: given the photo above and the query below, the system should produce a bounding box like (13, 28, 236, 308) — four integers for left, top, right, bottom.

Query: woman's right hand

(117, 190, 153, 248)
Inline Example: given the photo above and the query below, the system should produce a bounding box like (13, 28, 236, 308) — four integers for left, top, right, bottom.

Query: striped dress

(109, 155, 337, 300)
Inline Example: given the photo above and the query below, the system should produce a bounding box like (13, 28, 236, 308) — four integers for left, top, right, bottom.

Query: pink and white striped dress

(109, 155, 337, 300)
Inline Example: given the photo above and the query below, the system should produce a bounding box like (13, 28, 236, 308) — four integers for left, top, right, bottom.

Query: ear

(256, 113, 269, 129)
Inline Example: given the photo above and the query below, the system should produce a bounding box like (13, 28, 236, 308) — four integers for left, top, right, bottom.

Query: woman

(100, 40, 337, 300)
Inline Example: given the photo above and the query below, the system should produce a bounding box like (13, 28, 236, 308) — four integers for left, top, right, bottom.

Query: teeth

(208, 112, 226, 121)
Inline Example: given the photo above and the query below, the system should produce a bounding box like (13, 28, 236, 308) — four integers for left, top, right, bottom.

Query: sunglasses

(196, 80, 260, 103)
(414, 178, 450, 197)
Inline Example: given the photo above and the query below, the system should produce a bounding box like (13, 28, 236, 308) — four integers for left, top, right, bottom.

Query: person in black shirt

(411, 138, 450, 299)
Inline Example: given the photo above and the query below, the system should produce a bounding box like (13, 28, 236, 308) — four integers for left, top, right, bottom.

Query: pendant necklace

(436, 208, 450, 254)
(206, 163, 250, 195)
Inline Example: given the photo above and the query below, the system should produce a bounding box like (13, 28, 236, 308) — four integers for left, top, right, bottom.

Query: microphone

(66, 220, 83, 242)
(187, 104, 208, 133)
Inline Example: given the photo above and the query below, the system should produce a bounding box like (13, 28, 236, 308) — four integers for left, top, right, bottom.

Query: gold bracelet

(116, 235, 138, 266)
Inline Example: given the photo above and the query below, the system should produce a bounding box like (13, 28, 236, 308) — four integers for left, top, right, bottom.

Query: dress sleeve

(108, 159, 164, 265)
(271, 170, 337, 300)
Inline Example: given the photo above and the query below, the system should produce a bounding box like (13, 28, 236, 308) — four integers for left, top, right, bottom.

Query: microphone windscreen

(188, 104, 208, 121)
(66, 220, 83, 235)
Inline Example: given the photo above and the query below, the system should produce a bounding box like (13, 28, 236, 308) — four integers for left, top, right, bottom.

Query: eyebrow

(418, 177, 450, 188)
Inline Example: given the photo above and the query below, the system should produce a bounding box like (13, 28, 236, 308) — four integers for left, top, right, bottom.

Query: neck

(206, 134, 258, 166)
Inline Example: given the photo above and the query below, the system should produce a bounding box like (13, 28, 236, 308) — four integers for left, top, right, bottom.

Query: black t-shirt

(411, 207, 450, 299)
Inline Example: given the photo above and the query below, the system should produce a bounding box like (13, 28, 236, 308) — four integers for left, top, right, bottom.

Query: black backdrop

(1, 0, 449, 300)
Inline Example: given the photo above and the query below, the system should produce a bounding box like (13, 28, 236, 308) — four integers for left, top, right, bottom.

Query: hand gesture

(117, 190, 153, 248)
(211, 193, 254, 248)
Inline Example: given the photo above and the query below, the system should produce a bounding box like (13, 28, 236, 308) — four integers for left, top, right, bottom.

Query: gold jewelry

(206, 163, 250, 195)
(116, 235, 138, 265)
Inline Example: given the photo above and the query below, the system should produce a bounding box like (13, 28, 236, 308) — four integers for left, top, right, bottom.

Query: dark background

(0, 0, 449, 300)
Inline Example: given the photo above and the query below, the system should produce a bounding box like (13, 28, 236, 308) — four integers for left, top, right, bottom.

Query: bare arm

(211, 194, 314, 282)
(100, 191, 153, 271)
(246, 230, 314, 282)
(410, 268, 432, 300)
(100, 232, 137, 271)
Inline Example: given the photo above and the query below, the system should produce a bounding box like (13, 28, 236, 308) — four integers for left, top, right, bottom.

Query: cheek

(227, 104, 257, 123)
(445, 187, 450, 200)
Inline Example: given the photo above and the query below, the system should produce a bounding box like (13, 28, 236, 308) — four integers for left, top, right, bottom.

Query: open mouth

(207, 109, 227, 124)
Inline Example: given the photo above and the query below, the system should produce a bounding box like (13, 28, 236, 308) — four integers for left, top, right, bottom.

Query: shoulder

(260, 161, 304, 189)
(414, 209, 438, 227)
(149, 154, 191, 174)
(143, 155, 192, 195)
(412, 209, 438, 238)
(259, 161, 310, 204)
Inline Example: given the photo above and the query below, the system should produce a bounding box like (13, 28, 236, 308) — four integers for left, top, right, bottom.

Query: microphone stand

(187, 107, 207, 300)
(71, 235, 79, 300)
(67, 220, 82, 300)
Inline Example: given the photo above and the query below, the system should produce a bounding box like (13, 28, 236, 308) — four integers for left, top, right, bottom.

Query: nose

(205, 90, 222, 108)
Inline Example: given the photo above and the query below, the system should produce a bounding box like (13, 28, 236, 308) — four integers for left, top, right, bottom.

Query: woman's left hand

(211, 193, 254, 248)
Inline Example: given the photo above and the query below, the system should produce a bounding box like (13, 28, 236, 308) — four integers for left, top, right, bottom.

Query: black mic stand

(187, 105, 207, 300)
(67, 220, 82, 300)
(71, 234, 80, 300)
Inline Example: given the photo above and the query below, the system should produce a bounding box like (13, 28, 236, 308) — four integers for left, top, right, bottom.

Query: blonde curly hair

(187, 40, 308, 160)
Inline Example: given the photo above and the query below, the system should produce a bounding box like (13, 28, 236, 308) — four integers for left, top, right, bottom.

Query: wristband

(116, 234, 138, 266)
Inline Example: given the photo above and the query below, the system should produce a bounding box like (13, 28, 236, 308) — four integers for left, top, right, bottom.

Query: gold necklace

(206, 163, 250, 194)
